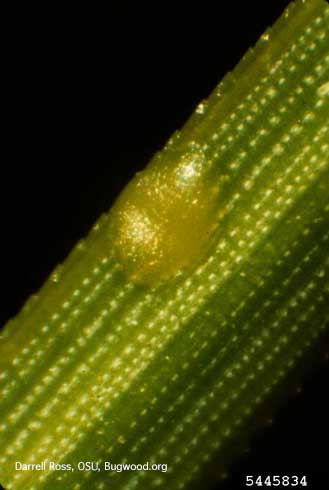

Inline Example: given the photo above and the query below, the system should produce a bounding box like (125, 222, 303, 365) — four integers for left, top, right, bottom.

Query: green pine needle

(0, 1, 328, 489)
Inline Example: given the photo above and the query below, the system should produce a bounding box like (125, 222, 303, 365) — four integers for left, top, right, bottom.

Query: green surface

(0, 1, 328, 489)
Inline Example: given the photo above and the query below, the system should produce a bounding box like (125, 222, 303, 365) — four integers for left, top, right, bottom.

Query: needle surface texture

(0, 1, 328, 489)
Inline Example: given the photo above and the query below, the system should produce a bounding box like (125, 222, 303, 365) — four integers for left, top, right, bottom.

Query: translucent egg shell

(108, 142, 220, 284)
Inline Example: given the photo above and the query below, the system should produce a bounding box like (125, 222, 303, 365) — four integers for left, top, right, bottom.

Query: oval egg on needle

(108, 141, 221, 284)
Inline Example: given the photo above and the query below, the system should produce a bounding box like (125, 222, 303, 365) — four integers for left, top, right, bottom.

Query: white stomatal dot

(317, 81, 329, 97)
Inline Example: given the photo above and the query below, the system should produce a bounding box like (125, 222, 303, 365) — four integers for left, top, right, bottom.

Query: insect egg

(107, 142, 220, 284)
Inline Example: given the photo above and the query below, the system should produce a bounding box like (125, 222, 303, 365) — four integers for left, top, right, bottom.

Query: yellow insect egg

(108, 142, 221, 284)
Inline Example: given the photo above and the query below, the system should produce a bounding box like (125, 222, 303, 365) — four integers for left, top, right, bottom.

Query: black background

(1, 1, 328, 489)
